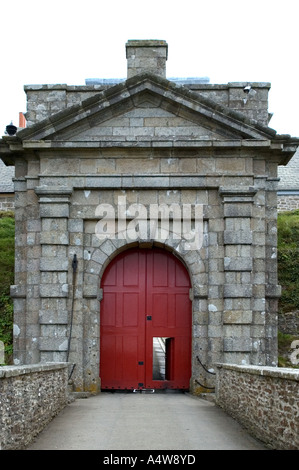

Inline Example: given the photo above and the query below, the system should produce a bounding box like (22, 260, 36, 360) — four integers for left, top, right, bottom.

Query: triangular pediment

(17, 73, 277, 144)
(61, 98, 242, 142)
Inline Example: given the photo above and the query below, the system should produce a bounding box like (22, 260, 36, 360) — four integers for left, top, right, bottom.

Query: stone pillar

(11, 157, 42, 365)
(35, 186, 73, 363)
(126, 40, 168, 78)
(11, 177, 29, 365)
(264, 176, 281, 365)
(220, 187, 257, 364)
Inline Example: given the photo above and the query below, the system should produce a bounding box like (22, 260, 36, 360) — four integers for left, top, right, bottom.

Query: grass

(0, 211, 15, 364)
(277, 331, 299, 368)
(277, 210, 299, 313)
(277, 210, 299, 367)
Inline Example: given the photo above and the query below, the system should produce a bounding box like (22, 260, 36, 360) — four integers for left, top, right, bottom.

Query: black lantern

(6, 122, 17, 136)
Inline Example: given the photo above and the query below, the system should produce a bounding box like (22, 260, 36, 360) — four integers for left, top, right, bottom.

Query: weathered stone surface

(126, 40, 168, 79)
(223, 203, 253, 218)
(224, 284, 253, 298)
(83, 283, 98, 298)
(223, 337, 252, 352)
(40, 231, 69, 245)
(39, 337, 68, 351)
(224, 257, 253, 271)
(40, 283, 69, 297)
(10, 284, 26, 298)
(39, 309, 68, 324)
(39, 203, 70, 218)
(40, 258, 68, 271)
(224, 230, 252, 245)
(223, 310, 253, 324)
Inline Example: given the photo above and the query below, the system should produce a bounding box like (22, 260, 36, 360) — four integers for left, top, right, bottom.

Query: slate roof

(278, 148, 299, 191)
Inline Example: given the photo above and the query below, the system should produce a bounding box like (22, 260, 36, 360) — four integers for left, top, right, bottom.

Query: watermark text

(290, 340, 299, 365)
(95, 196, 204, 251)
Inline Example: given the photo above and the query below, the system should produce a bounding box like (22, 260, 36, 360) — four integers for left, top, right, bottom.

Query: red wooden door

(100, 248, 191, 390)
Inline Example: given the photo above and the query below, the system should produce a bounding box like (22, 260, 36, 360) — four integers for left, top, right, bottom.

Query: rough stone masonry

(0, 40, 298, 393)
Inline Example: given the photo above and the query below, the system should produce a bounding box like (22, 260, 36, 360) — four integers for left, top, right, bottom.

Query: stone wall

(0, 194, 14, 211)
(278, 310, 299, 335)
(0, 362, 69, 450)
(215, 363, 299, 450)
(277, 194, 299, 212)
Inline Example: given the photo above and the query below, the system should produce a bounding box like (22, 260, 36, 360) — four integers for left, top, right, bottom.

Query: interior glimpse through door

(100, 248, 191, 390)
(152, 337, 174, 381)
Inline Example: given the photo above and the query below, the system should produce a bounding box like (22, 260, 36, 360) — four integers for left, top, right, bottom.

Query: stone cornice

(34, 186, 73, 198)
(20, 138, 274, 150)
(219, 186, 257, 198)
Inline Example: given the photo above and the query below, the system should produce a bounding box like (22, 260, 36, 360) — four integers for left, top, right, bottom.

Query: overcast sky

(1, 0, 298, 139)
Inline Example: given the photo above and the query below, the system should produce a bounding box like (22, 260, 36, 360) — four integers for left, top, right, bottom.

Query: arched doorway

(100, 247, 192, 390)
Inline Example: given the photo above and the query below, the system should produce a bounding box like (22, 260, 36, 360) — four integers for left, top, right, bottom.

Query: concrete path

(27, 391, 267, 451)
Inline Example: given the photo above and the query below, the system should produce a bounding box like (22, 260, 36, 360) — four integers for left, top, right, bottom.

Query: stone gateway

(1, 40, 298, 393)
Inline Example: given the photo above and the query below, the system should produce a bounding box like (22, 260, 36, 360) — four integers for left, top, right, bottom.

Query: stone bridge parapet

(0, 362, 69, 450)
(215, 363, 299, 450)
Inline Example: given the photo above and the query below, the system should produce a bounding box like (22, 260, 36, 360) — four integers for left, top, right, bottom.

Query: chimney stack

(126, 40, 168, 79)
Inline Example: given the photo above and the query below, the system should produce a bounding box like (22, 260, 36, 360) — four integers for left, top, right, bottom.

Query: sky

(0, 0, 298, 138)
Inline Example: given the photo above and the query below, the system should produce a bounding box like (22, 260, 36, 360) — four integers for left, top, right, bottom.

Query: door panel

(100, 248, 191, 390)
